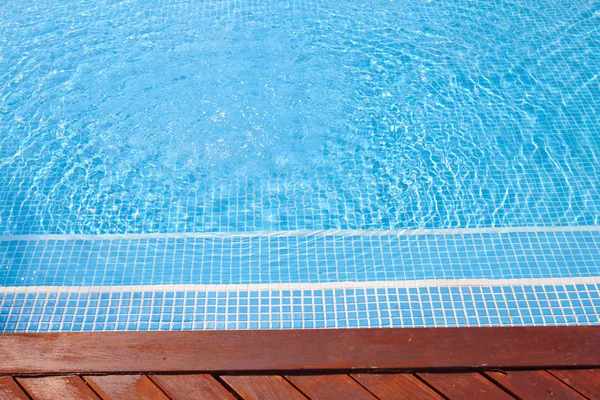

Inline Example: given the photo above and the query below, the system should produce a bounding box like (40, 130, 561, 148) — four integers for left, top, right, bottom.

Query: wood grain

(418, 372, 514, 400)
(2, 327, 599, 373)
(84, 375, 168, 400)
(222, 375, 307, 400)
(0, 377, 29, 400)
(486, 370, 586, 400)
(17, 376, 99, 400)
(151, 374, 236, 400)
(352, 373, 444, 400)
(549, 369, 600, 399)
(286, 374, 376, 400)
(5, 370, 600, 400)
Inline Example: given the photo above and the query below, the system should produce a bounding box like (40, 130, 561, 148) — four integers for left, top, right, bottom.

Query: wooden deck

(1, 327, 599, 399)
(2, 369, 600, 399)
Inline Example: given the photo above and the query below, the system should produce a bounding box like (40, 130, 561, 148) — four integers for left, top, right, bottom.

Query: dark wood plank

(17, 376, 99, 400)
(84, 375, 168, 400)
(286, 375, 376, 400)
(418, 372, 514, 400)
(0, 377, 29, 400)
(352, 373, 444, 399)
(486, 370, 586, 399)
(151, 374, 236, 400)
(1, 327, 599, 373)
(549, 369, 600, 399)
(221, 375, 307, 400)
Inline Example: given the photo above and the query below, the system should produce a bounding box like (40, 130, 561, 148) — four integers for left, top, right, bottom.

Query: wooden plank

(84, 375, 169, 400)
(549, 369, 600, 399)
(17, 376, 99, 400)
(1, 327, 599, 373)
(0, 377, 29, 400)
(352, 373, 444, 399)
(418, 372, 514, 399)
(486, 370, 586, 399)
(286, 375, 376, 400)
(151, 374, 236, 400)
(221, 375, 306, 400)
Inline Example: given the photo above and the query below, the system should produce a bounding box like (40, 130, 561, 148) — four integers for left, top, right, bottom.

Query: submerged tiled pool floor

(2, 227, 599, 332)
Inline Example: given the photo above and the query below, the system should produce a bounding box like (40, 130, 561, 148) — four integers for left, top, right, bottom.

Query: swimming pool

(1, 0, 599, 332)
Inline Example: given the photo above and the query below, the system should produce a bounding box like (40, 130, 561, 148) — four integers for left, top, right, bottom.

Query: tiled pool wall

(1, 227, 599, 332)
(2, 281, 599, 332)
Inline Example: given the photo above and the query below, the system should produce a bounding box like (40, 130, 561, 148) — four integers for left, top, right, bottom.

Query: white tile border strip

(1, 225, 599, 242)
(2, 276, 599, 294)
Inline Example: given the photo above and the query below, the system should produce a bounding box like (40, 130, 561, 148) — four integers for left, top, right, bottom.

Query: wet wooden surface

(3, 370, 600, 399)
(286, 374, 376, 399)
(16, 376, 100, 400)
(418, 372, 515, 399)
(2, 327, 599, 374)
(549, 369, 600, 399)
(222, 375, 307, 400)
(0, 376, 29, 400)
(84, 375, 169, 400)
(1, 327, 599, 399)
(151, 374, 236, 400)
(485, 370, 587, 399)
(351, 373, 445, 399)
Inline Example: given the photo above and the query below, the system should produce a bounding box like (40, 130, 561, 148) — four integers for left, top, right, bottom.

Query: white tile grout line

(1, 225, 600, 242)
(1, 276, 599, 294)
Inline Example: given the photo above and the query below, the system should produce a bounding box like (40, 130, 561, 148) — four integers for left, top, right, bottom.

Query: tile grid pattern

(1, 283, 599, 332)
(1, 228, 599, 332)
(2, 230, 599, 287)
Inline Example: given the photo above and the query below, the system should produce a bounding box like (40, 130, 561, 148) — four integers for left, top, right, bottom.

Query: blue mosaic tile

(2, 230, 599, 286)
(1, 283, 598, 333)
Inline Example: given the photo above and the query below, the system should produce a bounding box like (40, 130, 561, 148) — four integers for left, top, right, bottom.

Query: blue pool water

(1, 0, 599, 332)
(1, 0, 599, 235)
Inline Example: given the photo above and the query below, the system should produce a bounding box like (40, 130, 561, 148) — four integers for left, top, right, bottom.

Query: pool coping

(1, 326, 599, 375)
